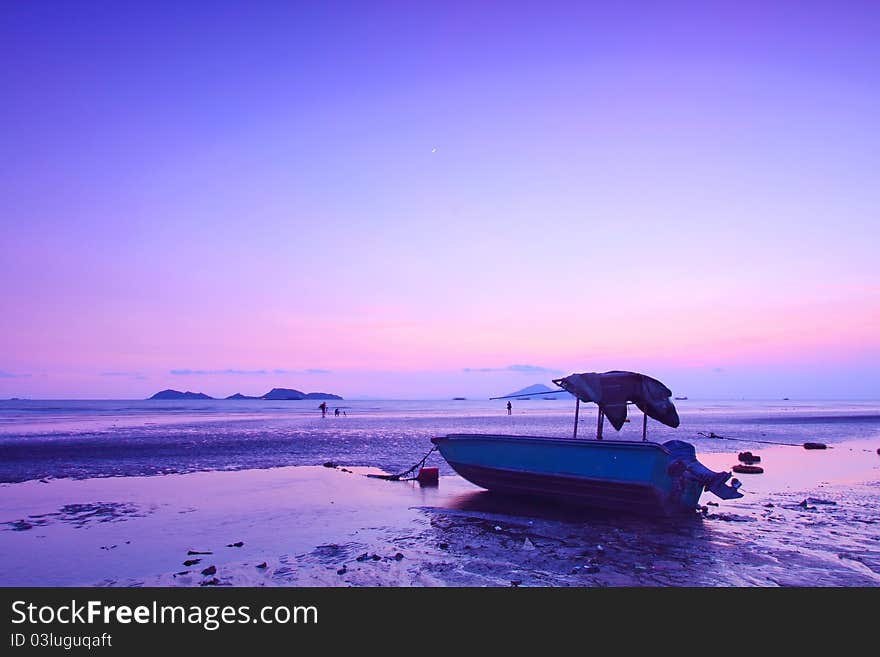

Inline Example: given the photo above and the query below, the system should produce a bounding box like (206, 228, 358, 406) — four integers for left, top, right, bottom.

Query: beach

(1, 408, 878, 586)
(4, 0, 880, 603)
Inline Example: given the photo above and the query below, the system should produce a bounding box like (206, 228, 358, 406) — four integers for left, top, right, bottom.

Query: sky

(1, 1, 878, 399)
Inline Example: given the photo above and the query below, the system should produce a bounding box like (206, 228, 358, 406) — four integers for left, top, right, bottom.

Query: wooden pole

(573, 398, 580, 439)
(642, 412, 648, 441)
(596, 409, 604, 440)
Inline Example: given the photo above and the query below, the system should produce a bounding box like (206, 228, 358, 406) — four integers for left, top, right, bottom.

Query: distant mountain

(260, 388, 342, 400)
(151, 388, 343, 401)
(303, 392, 343, 400)
(149, 389, 214, 400)
(506, 383, 571, 399)
(261, 388, 306, 400)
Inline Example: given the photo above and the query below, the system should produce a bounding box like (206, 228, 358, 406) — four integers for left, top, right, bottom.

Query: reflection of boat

(432, 371, 742, 516)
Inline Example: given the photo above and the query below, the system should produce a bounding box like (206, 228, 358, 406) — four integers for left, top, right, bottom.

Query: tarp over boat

(553, 371, 680, 431)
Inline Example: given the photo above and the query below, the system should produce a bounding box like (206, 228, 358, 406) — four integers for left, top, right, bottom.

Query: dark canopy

(552, 371, 680, 431)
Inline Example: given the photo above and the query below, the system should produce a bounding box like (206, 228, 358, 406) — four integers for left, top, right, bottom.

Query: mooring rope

(366, 445, 438, 481)
(697, 431, 828, 449)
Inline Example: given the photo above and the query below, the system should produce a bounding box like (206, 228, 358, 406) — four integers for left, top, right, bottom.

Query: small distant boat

(433, 371, 742, 516)
(674, 396, 688, 400)
(452, 397, 467, 401)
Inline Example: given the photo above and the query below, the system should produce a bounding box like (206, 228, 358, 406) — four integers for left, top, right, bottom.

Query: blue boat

(432, 371, 742, 516)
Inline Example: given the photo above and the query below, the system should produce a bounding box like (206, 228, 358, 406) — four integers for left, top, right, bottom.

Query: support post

(596, 409, 604, 440)
(573, 398, 580, 439)
(642, 412, 648, 441)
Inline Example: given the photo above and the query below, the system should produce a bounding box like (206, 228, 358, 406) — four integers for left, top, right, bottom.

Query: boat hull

(431, 434, 704, 516)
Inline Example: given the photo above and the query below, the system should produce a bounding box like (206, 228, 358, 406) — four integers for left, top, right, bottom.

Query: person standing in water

(319, 401, 327, 418)
(334, 408, 340, 417)
(507, 401, 512, 415)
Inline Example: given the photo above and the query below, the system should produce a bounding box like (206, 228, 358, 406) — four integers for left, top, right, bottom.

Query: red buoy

(416, 467, 439, 486)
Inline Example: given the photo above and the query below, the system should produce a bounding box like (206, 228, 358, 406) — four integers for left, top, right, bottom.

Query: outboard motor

(664, 440, 743, 500)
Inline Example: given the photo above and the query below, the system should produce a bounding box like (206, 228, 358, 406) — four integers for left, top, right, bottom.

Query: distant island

(149, 390, 213, 400)
(149, 388, 343, 401)
(506, 383, 572, 399)
(260, 388, 342, 401)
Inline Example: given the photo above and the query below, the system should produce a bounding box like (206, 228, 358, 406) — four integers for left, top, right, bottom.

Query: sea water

(1, 398, 878, 483)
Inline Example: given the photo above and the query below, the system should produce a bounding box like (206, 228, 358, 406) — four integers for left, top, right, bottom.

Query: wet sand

(1, 439, 878, 587)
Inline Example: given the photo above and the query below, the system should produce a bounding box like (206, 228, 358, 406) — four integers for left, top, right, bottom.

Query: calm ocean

(1, 398, 878, 483)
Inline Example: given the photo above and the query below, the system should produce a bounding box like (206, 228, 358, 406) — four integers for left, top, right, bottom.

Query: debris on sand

(183, 559, 201, 567)
(510, 580, 522, 587)
(732, 464, 764, 474)
(256, 562, 268, 569)
(226, 541, 244, 547)
(803, 442, 827, 450)
(394, 552, 405, 561)
(187, 550, 212, 555)
(337, 565, 347, 575)
(738, 451, 761, 464)
(584, 565, 600, 574)
(355, 553, 369, 562)
(201, 565, 216, 576)
(707, 513, 755, 522)
(200, 578, 220, 586)
(438, 542, 449, 550)
(173, 571, 189, 577)
(522, 537, 536, 551)
(801, 498, 836, 506)
(323, 462, 338, 469)
(5, 520, 33, 531)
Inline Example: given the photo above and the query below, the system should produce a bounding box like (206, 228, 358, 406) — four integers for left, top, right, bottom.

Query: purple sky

(2, 2, 878, 399)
